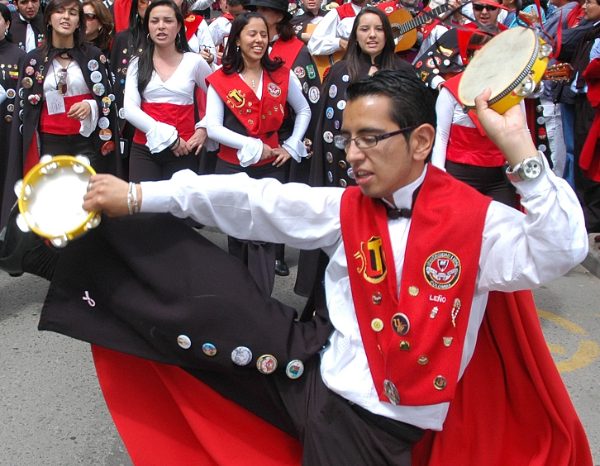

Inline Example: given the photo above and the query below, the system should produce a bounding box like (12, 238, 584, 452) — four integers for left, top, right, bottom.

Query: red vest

(270, 37, 304, 68)
(336, 2, 357, 20)
(184, 14, 205, 41)
(340, 166, 491, 405)
(206, 67, 289, 166)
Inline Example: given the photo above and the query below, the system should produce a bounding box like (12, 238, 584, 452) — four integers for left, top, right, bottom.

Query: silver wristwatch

(506, 152, 545, 182)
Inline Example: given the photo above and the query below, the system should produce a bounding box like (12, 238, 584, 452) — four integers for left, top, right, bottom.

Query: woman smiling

(204, 12, 311, 295)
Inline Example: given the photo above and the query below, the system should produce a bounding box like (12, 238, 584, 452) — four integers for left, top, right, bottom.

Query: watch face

(522, 159, 543, 179)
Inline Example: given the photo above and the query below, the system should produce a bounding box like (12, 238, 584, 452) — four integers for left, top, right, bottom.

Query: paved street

(0, 230, 599, 465)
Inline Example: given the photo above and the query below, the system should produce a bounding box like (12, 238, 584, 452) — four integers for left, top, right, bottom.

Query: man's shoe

(274, 259, 290, 277)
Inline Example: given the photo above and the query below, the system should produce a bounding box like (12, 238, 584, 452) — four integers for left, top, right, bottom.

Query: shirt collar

(382, 165, 427, 211)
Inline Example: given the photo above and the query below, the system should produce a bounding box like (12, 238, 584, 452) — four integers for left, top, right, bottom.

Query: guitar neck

(398, 4, 452, 34)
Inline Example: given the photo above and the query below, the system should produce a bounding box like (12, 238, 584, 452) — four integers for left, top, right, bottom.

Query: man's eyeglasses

(333, 127, 415, 151)
(84, 12, 97, 20)
(473, 3, 498, 11)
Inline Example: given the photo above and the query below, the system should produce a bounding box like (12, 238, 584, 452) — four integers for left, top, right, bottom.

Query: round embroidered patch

(423, 251, 460, 290)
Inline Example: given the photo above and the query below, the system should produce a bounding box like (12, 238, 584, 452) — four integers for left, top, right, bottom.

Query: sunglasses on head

(473, 3, 498, 11)
(84, 12, 97, 20)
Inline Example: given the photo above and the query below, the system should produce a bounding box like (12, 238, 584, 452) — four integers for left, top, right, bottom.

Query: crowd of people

(1, 0, 600, 268)
(0, 0, 597, 463)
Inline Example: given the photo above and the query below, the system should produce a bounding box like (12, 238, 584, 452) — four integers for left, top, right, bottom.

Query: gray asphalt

(0, 229, 599, 464)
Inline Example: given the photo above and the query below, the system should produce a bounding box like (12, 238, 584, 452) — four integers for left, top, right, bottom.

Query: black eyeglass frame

(333, 126, 416, 151)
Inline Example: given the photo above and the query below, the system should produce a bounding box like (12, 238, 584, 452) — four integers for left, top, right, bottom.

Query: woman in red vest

(204, 11, 311, 295)
(123, 0, 212, 182)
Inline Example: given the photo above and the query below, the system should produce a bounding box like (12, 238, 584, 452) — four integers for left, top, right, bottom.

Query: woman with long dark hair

(296, 6, 414, 298)
(83, 0, 114, 55)
(205, 11, 311, 295)
(124, 0, 212, 181)
(0, 3, 25, 225)
(1, 0, 119, 227)
(309, 7, 413, 189)
(249, 0, 322, 276)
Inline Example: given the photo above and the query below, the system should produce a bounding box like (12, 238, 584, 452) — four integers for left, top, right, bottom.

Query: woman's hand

(187, 128, 208, 155)
(68, 101, 92, 121)
(172, 137, 191, 157)
(200, 48, 214, 64)
(83, 174, 136, 217)
(260, 143, 274, 161)
(271, 146, 292, 167)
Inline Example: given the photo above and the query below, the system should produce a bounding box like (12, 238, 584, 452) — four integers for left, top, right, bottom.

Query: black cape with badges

(8, 11, 44, 52)
(308, 53, 414, 188)
(271, 37, 322, 184)
(0, 44, 122, 229)
(290, 9, 326, 38)
(109, 30, 147, 164)
(0, 39, 25, 227)
(39, 213, 333, 385)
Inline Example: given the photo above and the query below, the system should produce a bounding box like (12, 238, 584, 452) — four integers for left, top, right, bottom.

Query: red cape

(94, 290, 592, 465)
(580, 58, 600, 182)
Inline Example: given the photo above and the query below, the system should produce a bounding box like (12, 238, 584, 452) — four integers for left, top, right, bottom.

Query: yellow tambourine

(14, 155, 101, 248)
(458, 26, 551, 114)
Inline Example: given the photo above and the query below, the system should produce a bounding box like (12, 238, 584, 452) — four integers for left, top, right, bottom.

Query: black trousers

(40, 133, 99, 169)
(190, 357, 423, 466)
(129, 142, 199, 182)
(446, 160, 518, 208)
(215, 157, 288, 295)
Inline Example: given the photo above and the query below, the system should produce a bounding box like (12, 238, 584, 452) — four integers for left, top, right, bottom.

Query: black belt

(349, 401, 425, 443)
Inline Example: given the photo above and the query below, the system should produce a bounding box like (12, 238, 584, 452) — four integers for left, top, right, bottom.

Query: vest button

(417, 355, 429, 365)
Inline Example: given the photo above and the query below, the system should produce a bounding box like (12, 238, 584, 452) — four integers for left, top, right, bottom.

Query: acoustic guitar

(389, 3, 453, 53)
(543, 62, 574, 82)
(306, 22, 345, 81)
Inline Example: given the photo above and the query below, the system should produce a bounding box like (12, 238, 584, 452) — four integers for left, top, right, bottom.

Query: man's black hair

(346, 69, 437, 133)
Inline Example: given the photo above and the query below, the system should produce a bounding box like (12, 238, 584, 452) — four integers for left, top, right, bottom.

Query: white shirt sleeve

(307, 9, 342, 55)
(0, 84, 6, 105)
(282, 71, 311, 161)
(478, 164, 589, 292)
(123, 57, 177, 153)
(195, 20, 217, 59)
(204, 84, 263, 166)
(140, 170, 344, 251)
(192, 53, 211, 93)
(79, 98, 99, 138)
(209, 17, 228, 47)
(431, 87, 454, 169)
